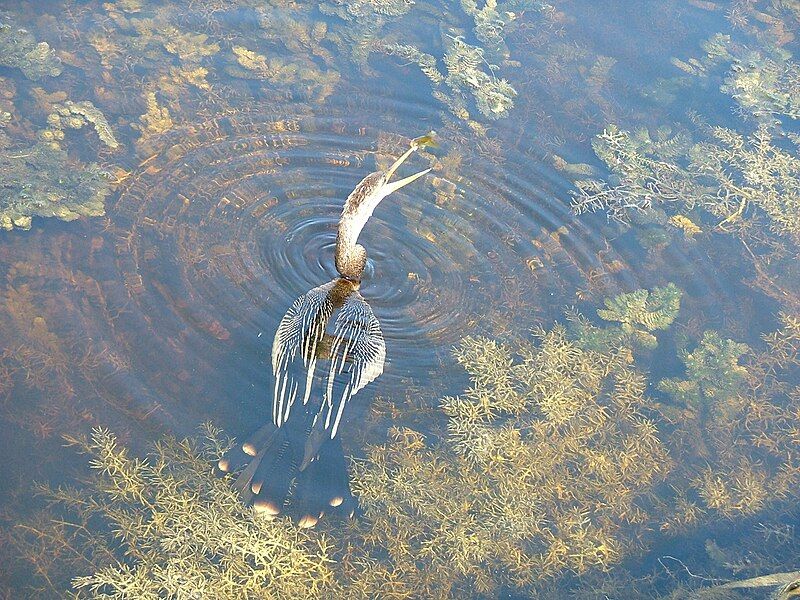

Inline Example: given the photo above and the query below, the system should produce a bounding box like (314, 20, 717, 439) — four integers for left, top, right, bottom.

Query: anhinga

(219, 134, 434, 527)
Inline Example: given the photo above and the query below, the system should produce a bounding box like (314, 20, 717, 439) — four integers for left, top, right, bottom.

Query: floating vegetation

(0, 19, 62, 80)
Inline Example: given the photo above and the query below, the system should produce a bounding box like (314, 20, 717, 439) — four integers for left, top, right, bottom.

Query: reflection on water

(1, 0, 799, 597)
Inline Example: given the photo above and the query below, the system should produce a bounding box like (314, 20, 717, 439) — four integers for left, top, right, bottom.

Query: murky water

(1, 0, 799, 597)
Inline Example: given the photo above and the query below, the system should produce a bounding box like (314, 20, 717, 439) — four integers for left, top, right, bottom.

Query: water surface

(1, 0, 798, 597)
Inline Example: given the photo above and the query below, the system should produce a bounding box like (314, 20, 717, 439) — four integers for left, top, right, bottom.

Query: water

(1, 0, 799, 597)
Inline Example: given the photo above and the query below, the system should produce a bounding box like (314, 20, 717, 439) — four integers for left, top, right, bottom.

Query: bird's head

(336, 135, 436, 280)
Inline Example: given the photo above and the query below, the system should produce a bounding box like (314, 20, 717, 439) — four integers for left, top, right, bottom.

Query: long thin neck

(335, 218, 366, 280)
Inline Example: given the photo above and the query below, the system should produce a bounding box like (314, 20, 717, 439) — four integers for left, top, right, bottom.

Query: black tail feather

(242, 422, 278, 456)
(220, 421, 357, 526)
(250, 435, 300, 515)
(293, 436, 357, 525)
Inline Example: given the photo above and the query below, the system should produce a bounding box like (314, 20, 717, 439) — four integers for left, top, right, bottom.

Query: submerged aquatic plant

(320, 0, 414, 65)
(40, 426, 339, 598)
(0, 93, 116, 230)
(690, 123, 800, 236)
(572, 121, 800, 240)
(225, 45, 339, 101)
(44, 100, 119, 149)
(595, 282, 682, 348)
(444, 36, 517, 120)
(570, 125, 695, 223)
(0, 137, 111, 230)
(0, 19, 62, 80)
(349, 308, 673, 596)
(656, 320, 800, 519)
(384, 36, 517, 128)
(658, 331, 750, 413)
(679, 32, 800, 121)
(563, 283, 682, 352)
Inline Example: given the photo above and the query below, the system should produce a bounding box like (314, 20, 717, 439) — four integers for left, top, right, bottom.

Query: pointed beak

(384, 146, 417, 181)
(384, 167, 432, 194)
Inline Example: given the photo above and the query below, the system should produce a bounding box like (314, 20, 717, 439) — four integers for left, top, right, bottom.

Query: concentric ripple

(98, 105, 721, 433)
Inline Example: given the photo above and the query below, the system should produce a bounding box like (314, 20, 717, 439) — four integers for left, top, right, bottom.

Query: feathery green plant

(349, 309, 673, 597)
(45, 425, 338, 598)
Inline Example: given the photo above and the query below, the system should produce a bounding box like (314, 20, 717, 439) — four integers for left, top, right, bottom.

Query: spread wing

(271, 280, 336, 427)
(322, 290, 386, 438)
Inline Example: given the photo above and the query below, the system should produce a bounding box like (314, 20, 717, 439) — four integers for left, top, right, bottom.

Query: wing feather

(271, 281, 336, 427)
(322, 290, 386, 437)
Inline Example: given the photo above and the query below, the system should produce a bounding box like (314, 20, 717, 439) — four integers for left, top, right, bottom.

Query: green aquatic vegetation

(722, 47, 800, 120)
(565, 283, 683, 351)
(571, 125, 697, 223)
(690, 123, 800, 236)
(160, 27, 219, 63)
(134, 90, 172, 138)
(658, 331, 749, 413)
(444, 36, 517, 120)
(0, 19, 62, 80)
(320, 0, 414, 65)
(85, 5, 224, 109)
(684, 32, 800, 121)
(123, 16, 220, 66)
(256, 7, 334, 66)
(0, 138, 111, 230)
(225, 45, 339, 101)
(595, 283, 682, 349)
(227, 45, 297, 80)
(349, 315, 673, 596)
(460, 0, 553, 61)
(41, 426, 339, 598)
(656, 322, 800, 518)
(44, 100, 119, 149)
(461, 0, 510, 59)
(0, 94, 115, 230)
(572, 122, 800, 239)
(384, 36, 517, 125)
(320, 0, 535, 125)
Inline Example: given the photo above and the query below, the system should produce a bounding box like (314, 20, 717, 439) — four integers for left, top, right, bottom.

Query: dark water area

(1, 0, 799, 597)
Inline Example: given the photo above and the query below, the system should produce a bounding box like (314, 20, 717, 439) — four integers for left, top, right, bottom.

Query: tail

(217, 422, 356, 527)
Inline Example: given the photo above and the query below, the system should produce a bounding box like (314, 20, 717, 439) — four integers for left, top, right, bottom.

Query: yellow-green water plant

(656, 317, 800, 520)
(348, 307, 674, 597)
(571, 121, 800, 241)
(0, 101, 115, 231)
(39, 425, 339, 599)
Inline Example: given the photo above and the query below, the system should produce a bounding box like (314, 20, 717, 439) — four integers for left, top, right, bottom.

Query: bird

(218, 134, 435, 527)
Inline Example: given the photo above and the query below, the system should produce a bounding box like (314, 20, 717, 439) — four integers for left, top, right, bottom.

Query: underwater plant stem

(717, 197, 748, 230)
